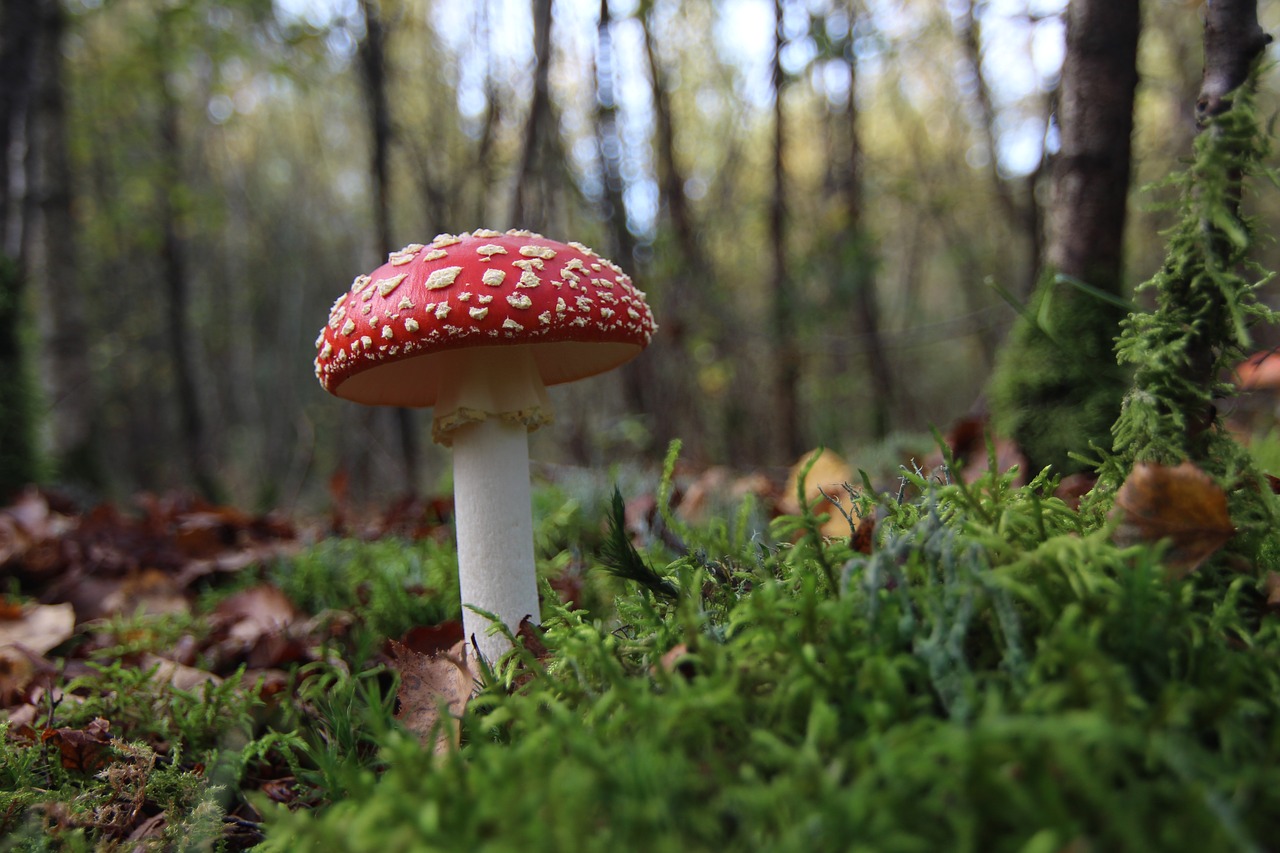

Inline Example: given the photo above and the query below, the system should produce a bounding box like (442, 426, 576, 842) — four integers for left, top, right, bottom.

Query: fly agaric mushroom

(314, 229, 656, 662)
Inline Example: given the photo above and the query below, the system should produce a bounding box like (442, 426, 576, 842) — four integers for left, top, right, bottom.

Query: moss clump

(1106, 71, 1275, 480)
(989, 269, 1130, 476)
(256, 460, 1280, 851)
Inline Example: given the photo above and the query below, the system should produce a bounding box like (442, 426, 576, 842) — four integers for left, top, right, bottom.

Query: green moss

(989, 269, 1130, 475)
(255, 462, 1280, 851)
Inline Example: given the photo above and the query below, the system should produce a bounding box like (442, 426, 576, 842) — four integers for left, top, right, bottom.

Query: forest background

(3, 0, 1278, 512)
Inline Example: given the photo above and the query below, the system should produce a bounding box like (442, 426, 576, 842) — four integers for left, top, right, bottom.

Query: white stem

(451, 416, 541, 663)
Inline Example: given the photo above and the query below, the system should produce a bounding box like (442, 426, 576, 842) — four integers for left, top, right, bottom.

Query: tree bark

(1047, 0, 1141, 289)
(593, 0, 652, 437)
(1197, 0, 1270, 122)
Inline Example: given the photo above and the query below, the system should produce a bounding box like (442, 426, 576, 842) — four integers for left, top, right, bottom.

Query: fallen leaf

(214, 584, 298, 643)
(388, 639, 472, 753)
(1055, 472, 1098, 510)
(0, 646, 40, 705)
(43, 717, 113, 773)
(0, 602, 75, 655)
(852, 515, 877, 555)
(1263, 571, 1280, 613)
(100, 569, 189, 619)
(780, 449, 859, 538)
(515, 617, 549, 660)
(395, 620, 464, 656)
(656, 643, 696, 680)
(1110, 461, 1235, 578)
(140, 653, 222, 691)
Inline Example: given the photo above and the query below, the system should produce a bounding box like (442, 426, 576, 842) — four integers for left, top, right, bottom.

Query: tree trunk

(156, 50, 221, 501)
(357, 0, 420, 497)
(594, 0, 635, 291)
(770, 0, 801, 461)
(1197, 0, 1270, 123)
(1, 0, 50, 498)
(594, 0, 651, 433)
(1, 0, 39, 259)
(1047, 0, 1141, 289)
(509, 0, 556, 231)
(988, 0, 1140, 475)
(29, 0, 100, 486)
(842, 3, 893, 440)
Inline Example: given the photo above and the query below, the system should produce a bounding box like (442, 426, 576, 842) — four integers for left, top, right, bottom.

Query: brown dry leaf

(140, 653, 222, 692)
(0, 602, 75, 655)
(0, 645, 42, 705)
(655, 643, 696, 680)
(396, 620, 465, 656)
(852, 515, 877, 555)
(43, 717, 114, 773)
(215, 584, 298, 643)
(100, 569, 189, 619)
(1263, 572, 1280, 613)
(210, 584, 307, 669)
(388, 639, 473, 753)
(780, 448, 859, 538)
(515, 617, 550, 660)
(1110, 461, 1235, 578)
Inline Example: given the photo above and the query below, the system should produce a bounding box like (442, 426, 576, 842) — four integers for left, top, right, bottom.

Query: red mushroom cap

(314, 229, 657, 407)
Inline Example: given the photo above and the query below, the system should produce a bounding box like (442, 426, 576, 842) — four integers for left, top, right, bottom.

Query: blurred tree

(27, 0, 101, 487)
(953, 0, 1043, 299)
(510, 0, 560, 232)
(154, 7, 224, 501)
(0, 0, 46, 499)
(356, 0, 421, 497)
(771, 0, 802, 461)
(989, 0, 1140, 475)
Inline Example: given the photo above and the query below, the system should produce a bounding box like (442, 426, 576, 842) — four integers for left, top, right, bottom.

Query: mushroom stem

(451, 415, 541, 662)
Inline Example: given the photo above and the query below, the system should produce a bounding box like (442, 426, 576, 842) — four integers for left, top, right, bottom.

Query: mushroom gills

(431, 345, 552, 446)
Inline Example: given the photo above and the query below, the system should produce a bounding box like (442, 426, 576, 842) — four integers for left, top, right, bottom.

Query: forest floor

(3, 419, 1280, 850)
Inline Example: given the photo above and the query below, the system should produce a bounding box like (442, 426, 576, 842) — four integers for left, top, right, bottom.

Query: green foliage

(266, 537, 461, 641)
(1105, 72, 1278, 478)
(598, 487, 678, 599)
(56, 661, 261, 757)
(256, 462, 1280, 851)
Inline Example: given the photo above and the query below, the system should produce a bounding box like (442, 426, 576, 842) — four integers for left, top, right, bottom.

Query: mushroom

(314, 229, 656, 662)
